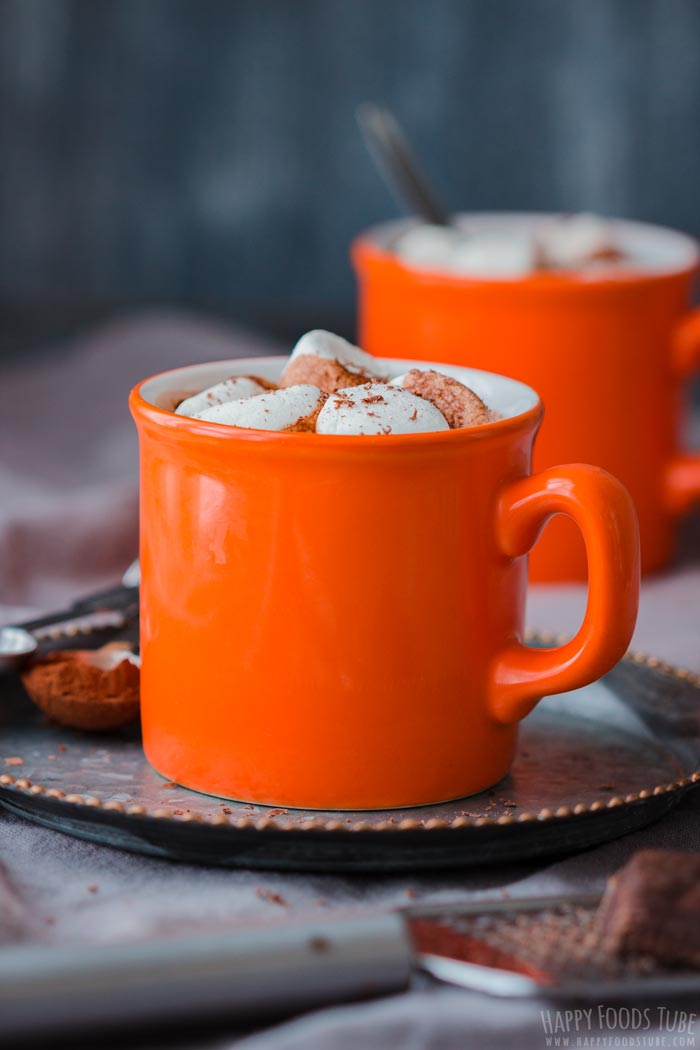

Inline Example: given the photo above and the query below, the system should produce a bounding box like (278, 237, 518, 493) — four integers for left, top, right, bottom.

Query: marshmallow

(315, 383, 449, 436)
(536, 214, 622, 270)
(195, 385, 326, 432)
(279, 330, 382, 392)
(394, 215, 624, 276)
(391, 369, 490, 429)
(448, 233, 538, 277)
(393, 224, 463, 269)
(395, 225, 537, 277)
(175, 376, 269, 416)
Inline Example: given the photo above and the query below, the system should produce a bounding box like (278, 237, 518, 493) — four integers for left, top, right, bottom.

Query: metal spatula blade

(3, 896, 700, 1040)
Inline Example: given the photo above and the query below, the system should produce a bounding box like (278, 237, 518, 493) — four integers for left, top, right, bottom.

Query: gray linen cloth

(1, 314, 700, 1049)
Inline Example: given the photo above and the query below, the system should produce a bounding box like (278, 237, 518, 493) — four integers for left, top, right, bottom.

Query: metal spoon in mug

(0, 560, 141, 674)
(356, 102, 450, 226)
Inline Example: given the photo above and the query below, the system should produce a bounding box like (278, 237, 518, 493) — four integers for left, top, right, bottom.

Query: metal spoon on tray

(0, 560, 140, 673)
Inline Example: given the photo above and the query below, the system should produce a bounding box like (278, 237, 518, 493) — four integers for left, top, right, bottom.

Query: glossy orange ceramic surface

(352, 222, 700, 581)
(130, 359, 639, 809)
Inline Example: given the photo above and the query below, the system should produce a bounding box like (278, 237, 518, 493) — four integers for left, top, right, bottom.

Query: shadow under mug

(352, 213, 700, 582)
(130, 356, 640, 810)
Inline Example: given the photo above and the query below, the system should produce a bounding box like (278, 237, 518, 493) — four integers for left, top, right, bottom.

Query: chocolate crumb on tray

(598, 850, 700, 967)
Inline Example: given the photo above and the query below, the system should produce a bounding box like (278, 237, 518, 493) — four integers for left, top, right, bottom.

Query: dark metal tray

(1, 628, 699, 872)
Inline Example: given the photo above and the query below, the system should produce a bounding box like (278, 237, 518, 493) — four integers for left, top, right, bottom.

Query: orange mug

(352, 214, 700, 581)
(130, 356, 640, 810)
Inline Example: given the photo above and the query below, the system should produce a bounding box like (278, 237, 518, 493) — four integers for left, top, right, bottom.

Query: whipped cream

(175, 376, 268, 417)
(195, 384, 326, 432)
(316, 383, 449, 435)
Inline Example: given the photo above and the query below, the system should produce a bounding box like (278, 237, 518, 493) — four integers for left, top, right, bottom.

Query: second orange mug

(353, 213, 700, 581)
(131, 356, 639, 810)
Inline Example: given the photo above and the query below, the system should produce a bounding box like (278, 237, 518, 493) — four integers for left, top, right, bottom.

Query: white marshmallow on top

(392, 224, 463, 269)
(175, 376, 268, 416)
(536, 214, 622, 270)
(315, 383, 449, 436)
(391, 369, 490, 429)
(395, 225, 537, 277)
(279, 329, 382, 391)
(195, 385, 326, 432)
(448, 233, 538, 277)
(395, 215, 624, 276)
(289, 329, 377, 375)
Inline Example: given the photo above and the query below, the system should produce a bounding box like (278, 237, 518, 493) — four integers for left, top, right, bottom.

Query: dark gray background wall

(1, 0, 699, 338)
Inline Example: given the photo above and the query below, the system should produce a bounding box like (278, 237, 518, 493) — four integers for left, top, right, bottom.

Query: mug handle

(489, 465, 640, 725)
(665, 307, 700, 515)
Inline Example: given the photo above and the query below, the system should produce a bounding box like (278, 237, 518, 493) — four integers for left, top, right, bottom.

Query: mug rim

(351, 211, 700, 289)
(130, 354, 543, 448)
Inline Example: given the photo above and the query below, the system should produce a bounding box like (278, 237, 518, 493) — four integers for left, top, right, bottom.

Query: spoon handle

(357, 103, 450, 226)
